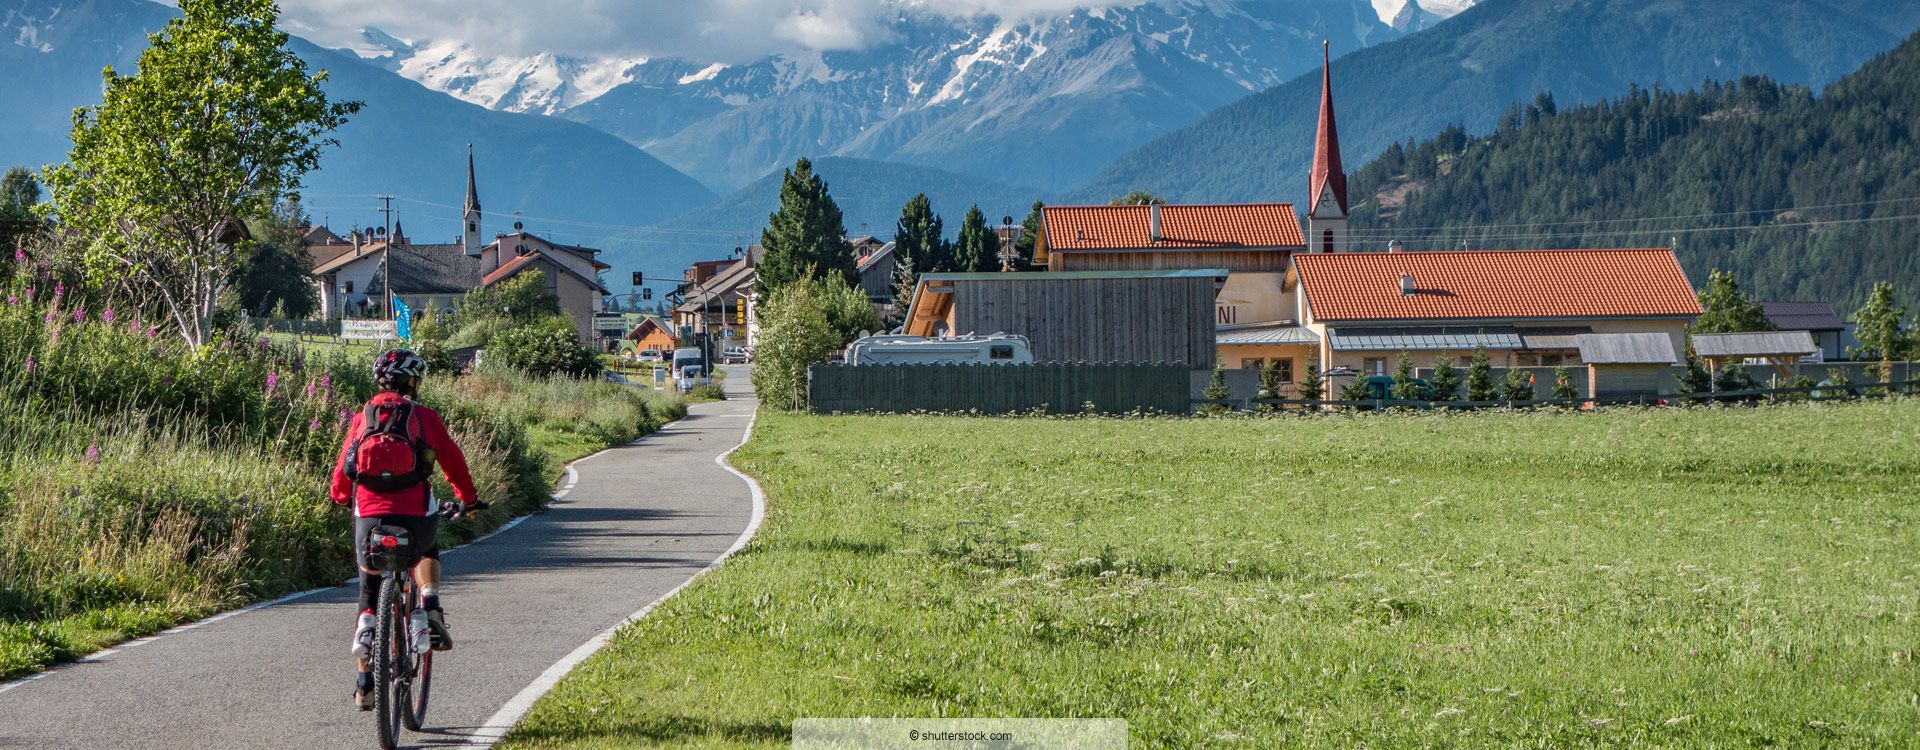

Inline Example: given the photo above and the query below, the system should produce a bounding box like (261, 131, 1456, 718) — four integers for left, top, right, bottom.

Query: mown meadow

(505, 401, 1920, 749)
(0, 271, 684, 678)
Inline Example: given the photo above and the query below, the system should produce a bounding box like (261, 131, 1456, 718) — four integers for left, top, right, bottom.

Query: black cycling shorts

(355, 514, 440, 571)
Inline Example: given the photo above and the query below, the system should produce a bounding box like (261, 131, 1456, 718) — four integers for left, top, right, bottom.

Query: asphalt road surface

(0, 367, 760, 749)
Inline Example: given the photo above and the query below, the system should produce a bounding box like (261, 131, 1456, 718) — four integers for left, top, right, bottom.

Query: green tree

(0, 167, 42, 251)
(752, 280, 840, 411)
(1256, 360, 1285, 412)
(1551, 364, 1580, 401)
(1012, 200, 1044, 270)
(1713, 363, 1757, 395)
(41, 0, 358, 347)
(891, 192, 947, 276)
(952, 204, 994, 272)
(488, 324, 600, 378)
(758, 157, 856, 292)
(1202, 365, 1232, 414)
(1297, 360, 1325, 402)
(1465, 348, 1496, 401)
(1849, 281, 1911, 363)
(1110, 190, 1166, 206)
(1429, 356, 1460, 401)
(821, 273, 881, 342)
(1389, 351, 1424, 400)
(1690, 270, 1775, 334)
(1500, 368, 1535, 403)
(234, 199, 318, 319)
(1679, 355, 1713, 394)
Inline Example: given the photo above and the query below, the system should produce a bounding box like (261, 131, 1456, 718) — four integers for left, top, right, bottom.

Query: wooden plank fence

(808, 363, 1190, 415)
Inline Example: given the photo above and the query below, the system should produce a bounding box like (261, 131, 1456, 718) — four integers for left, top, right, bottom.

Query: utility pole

(378, 195, 395, 321)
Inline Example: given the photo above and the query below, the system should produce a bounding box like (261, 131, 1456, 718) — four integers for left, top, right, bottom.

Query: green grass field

(504, 401, 1920, 749)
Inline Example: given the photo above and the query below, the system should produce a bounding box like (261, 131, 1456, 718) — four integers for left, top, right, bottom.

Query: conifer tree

(1552, 364, 1580, 401)
(892, 193, 945, 276)
(1429, 356, 1460, 401)
(1500, 368, 1535, 403)
(1679, 355, 1713, 395)
(953, 205, 993, 272)
(1850, 281, 1911, 364)
(1390, 351, 1422, 400)
(1465, 348, 1496, 401)
(1297, 360, 1325, 402)
(758, 158, 856, 293)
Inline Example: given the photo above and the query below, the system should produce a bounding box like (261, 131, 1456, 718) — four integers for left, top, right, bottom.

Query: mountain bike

(363, 501, 487, 750)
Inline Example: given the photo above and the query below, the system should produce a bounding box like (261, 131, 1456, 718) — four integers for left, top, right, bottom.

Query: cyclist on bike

(330, 349, 481, 710)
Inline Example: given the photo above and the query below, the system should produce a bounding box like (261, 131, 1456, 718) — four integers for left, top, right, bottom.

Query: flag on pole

(392, 295, 413, 341)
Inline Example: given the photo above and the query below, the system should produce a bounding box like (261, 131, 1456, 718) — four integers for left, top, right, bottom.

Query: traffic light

(734, 297, 746, 325)
(630, 271, 643, 287)
(641, 288, 652, 300)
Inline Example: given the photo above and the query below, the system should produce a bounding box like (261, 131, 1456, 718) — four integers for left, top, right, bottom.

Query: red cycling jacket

(329, 392, 479, 516)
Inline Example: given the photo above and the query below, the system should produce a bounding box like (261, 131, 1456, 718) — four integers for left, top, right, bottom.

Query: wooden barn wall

(948, 277, 1216, 368)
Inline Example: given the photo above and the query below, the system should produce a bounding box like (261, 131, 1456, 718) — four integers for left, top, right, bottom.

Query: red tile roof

(1294, 249, 1702, 322)
(481, 252, 539, 286)
(1044, 204, 1304, 251)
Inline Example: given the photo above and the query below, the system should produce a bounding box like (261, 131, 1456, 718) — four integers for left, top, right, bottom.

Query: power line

(1347, 211, 1920, 248)
(1343, 194, 1920, 237)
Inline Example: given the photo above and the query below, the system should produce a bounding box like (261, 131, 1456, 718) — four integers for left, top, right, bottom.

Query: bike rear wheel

(373, 575, 405, 750)
(403, 589, 432, 730)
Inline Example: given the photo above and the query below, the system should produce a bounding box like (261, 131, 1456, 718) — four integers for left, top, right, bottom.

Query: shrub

(752, 281, 841, 411)
(1429, 357, 1460, 402)
(1679, 356, 1713, 394)
(1202, 366, 1231, 415)
(1500, 369, 1536, 403)
(1389, 352, 1423, 400)
(1256, 361, 1284, 412)
(1296, 361, 1325, 402)
(1551, 364, 1580, 401)
(1465, 348, 1496, 401)
(488, 323, 600, 378)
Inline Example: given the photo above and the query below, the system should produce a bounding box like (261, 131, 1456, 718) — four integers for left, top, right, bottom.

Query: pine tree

(1202, 365, 1231, 414)
(1679, 355, 1713, 394)
(1013, 200, 1044, 270)
(1429, 356, 1460, 401)
(1500, 368, 1535, 403)
(758, 157, 856, 293)
(1297, 361, 1325, 402)
(953, 205, 993, 272)
(892, 193, 944, 276)
(1257, 360, 1284, 412)
(1691, 270, 1775, 334)
(1465, 348, 1496, 401)
(1390, 351, 1422, 400)
(0, 167, 42, 251)
(1551, 364, 1579, 401)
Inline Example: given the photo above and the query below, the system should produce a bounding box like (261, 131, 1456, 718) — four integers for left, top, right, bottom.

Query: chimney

(1400, 273, 1415, 296)
(1148, 203, 1162, 243)
(1387, 239, 1403, 253)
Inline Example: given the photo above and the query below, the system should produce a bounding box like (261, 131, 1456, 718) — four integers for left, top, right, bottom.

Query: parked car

(636, 349, 664, 363)
(842, 334, 1034, 366)
(675, 365, 710, 394)
(600, 370, 630, 385)
(671, 347, 705, 380)
(1354, 375, 1430, 401)
(720, 345, 751, 364)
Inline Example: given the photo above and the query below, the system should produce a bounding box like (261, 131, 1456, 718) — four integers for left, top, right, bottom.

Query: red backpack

(343, 400, 434, 493)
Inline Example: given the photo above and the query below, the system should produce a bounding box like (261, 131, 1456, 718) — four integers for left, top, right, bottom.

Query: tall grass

(0, 279, 686, 678)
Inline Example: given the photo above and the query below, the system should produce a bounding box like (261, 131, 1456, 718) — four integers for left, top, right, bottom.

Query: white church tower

(463, 144, 483, 257)
(1308, 41, 1349, 253)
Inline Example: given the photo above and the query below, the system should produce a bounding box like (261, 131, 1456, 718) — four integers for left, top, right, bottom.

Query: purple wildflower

(85, 445, 100, 466)
(146, 327, 158, 339)
(23, 287, 33, 302)
(102, 308, 115, 323)
(264, 371, 279, 394)
(160, 375, 172, 386)
(304, 382, 316, 398)
(5, 294, 15, 307)
(44, 310, 57, 324)
(72, 307, 86, 323)
(51, 282, 63, 302)
(23, 356, 33, 374)
(319, 375, 332, 391)
(257, 337, 270, 351)
(11, 246, 23, 263)
(308, 419, 321, 431)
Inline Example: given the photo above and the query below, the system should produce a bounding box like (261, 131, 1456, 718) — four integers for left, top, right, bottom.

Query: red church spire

(1310, 40, 1347, 216)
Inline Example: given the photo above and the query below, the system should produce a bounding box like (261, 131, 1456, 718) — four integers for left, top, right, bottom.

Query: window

(1364, 357, 1387, 375)
(989, 345, 1014, 361)
(1241, 358, 1265, 370)
(1277, 358, 1295, 383)
(1459, 356, 1473, 367)
(342, 281, 354, 294)
(1322, 229, 1334, 253)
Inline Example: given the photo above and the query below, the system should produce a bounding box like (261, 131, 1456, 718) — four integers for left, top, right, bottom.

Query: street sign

(341, 320, 398, 340)
(593, 313, 629, 332)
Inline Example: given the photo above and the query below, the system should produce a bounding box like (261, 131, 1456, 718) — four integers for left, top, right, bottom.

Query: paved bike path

(0, 368, 759, 749)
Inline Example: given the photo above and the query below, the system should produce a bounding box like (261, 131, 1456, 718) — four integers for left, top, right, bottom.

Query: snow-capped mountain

(352, 28, 647, 115)
(1370, 0, 1476, 31)
(347, 0, 1463, 191)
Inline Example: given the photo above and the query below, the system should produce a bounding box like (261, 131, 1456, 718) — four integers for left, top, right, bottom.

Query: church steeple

(463, 144, 483, 256)
(1308, 40, 1349, 253)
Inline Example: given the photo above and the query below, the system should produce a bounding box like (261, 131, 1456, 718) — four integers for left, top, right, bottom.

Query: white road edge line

(468, 406, 766, 748)
(0, 429, 653, 697)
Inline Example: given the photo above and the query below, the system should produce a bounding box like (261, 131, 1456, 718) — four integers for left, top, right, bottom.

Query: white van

(843, 334, 1035, 366)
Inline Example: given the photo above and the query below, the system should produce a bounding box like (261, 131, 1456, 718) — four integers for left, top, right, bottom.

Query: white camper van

(843, 334, 1035, 366)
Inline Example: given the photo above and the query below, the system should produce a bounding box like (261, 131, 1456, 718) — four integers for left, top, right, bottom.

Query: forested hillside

(1346, 31, 1920, 311)
(1075, 0, 1920, 205)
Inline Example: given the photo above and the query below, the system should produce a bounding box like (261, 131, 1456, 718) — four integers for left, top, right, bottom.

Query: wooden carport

(1692, 331, 1820, 379)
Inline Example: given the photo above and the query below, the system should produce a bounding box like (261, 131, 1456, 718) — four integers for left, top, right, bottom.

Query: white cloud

(277, 0, 1148, 63)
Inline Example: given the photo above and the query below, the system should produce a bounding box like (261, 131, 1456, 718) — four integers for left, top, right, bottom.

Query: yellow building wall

(1213, 273, 1294, 327)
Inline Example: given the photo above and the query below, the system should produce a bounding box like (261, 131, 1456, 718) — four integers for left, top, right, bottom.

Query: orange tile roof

(1044, 204, 1304, 251)
(1293, 249, 1702, 322)
(481, 252, 540, 286)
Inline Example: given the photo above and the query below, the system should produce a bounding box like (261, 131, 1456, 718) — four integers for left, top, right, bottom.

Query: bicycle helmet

(373, 348, 428, 386)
